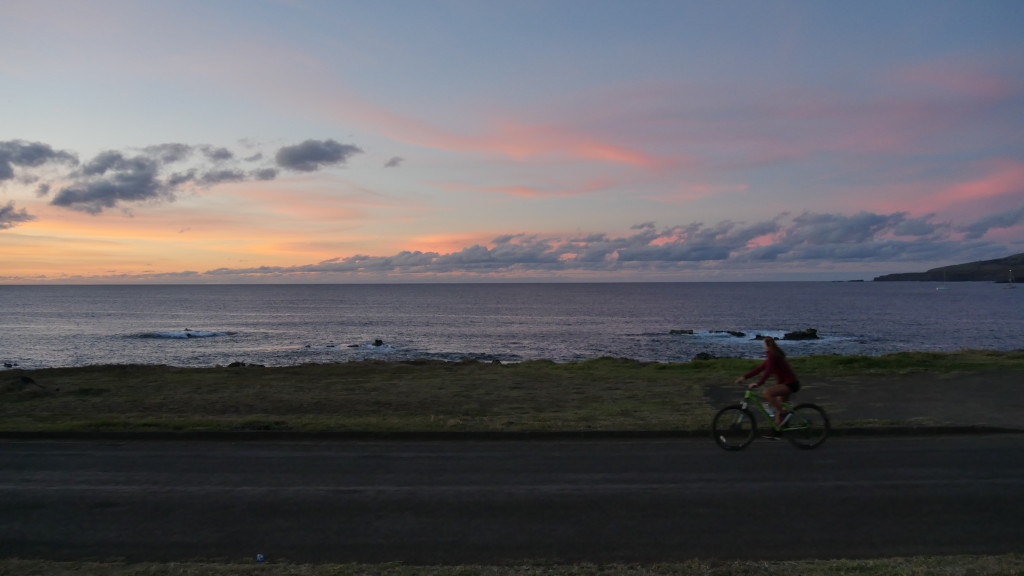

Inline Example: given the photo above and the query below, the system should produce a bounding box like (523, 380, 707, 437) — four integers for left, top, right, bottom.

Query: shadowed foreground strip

(2, 555, 1024, 575)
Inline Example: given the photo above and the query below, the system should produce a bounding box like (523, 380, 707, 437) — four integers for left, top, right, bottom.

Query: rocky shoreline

(669, 328, 819, 340)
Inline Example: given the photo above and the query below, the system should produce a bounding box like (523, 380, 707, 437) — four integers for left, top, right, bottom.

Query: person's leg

(762, 384, 790, 425)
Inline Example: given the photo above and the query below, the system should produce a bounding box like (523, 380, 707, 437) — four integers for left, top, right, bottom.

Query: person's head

(762, 336, 786, 357)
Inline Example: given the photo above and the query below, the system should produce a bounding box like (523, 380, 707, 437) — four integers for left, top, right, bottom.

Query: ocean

(1, 282, 1021, 370)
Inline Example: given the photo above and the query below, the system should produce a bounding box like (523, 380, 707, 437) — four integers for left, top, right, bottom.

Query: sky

(1, 0, 1022, 283)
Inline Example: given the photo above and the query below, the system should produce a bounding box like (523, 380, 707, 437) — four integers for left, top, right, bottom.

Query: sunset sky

(2, 0, 1022, 283)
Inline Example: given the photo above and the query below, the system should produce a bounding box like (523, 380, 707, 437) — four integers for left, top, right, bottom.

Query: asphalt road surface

(2, 435, 1022, 564)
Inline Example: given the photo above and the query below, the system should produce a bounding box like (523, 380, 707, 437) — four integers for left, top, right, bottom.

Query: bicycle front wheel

(785, 403, 830, 449)
(712, 405, 757, 451)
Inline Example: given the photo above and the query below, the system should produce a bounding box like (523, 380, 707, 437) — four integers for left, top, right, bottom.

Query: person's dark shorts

(785, 380, 801, 393)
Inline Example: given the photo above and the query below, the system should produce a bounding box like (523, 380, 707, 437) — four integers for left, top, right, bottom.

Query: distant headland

(874, 253, 1023, 282)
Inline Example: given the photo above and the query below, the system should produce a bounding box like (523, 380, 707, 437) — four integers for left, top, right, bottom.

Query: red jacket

(744, 349, 798, 387)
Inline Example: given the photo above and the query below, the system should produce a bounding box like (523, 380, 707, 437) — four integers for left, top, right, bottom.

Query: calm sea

(1, 283, 1021, 370)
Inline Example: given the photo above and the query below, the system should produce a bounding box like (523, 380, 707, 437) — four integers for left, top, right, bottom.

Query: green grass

(2, 555, 1023, 575)
(791, 349, 1024, 374)
(2, 350, 1023, 434)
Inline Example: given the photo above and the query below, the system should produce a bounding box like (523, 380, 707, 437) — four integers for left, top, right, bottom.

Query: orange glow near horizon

(404, 232, 496, 255)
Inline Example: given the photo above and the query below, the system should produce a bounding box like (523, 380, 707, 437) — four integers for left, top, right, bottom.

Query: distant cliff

(874, 253, 1023, 282)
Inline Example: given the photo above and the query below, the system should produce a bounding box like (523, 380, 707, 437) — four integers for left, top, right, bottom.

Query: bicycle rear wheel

(785, 403, 830, 449)
(712, 405, 757, 450)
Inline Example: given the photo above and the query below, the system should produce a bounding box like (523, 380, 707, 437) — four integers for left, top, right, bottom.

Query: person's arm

(752, 354, 775, 387)
(735, 358, 768, 386)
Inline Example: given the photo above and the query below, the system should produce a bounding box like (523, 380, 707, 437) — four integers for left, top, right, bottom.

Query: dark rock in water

(783, 328, 819, 340)
(692, 352, 718, 361)
(349, 340, 385, 348)
(670, 329, 694, 335)
(713, 330, 746, 338)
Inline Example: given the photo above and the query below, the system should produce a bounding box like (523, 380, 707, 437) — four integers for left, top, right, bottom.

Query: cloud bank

(198, 208, 1020, 281)
(0, 139, 364, 216)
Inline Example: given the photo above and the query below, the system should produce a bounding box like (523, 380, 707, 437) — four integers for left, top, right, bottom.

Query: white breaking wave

(139, 330, 228, 339)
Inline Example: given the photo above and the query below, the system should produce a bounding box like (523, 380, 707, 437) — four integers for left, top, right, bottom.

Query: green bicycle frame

(740, 388, 809, 432)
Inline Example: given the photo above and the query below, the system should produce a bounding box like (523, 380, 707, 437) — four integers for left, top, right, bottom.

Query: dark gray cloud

(142, 143, 193, 164)
(616, 220, 780, 263)
(385, 156, 404, 168)
(275, 139, 363, 172)
(51, 153, 170, 214)
(780, 211, 907, 245)
(81, 151, 145, 176)
(892, 214, 949, 238)
(2, 139, 375, 214)
(198, 169, 247, 186)
(200, 146, 234, 162)
(0, 201, 36, 229)
(167, 170, 198, 187)
(50, 146, 256, 213)
(961, 202, 1024, 239)
(0, 140, 77, 181)
(251, 168, 279, 181)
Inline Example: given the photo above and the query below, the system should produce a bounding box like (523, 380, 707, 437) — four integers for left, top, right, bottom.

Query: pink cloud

(831, 158, 1024, 223)
(479, 120, 662, 167)
(435, 176, 619, 198)
(648, 182, 750, 205)
(382, 117, 670, 170)
(891, 61, 1017, 100)
(940, 159, 1024, 203)
(927, 159, 1024, 224)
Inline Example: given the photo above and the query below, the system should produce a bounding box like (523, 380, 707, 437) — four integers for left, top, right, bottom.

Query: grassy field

(3, 555, 1023, 575)
(3, 350, 1024, 433)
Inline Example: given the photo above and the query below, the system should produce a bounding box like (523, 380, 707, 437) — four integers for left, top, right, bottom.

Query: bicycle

(712, 388, 830, 450)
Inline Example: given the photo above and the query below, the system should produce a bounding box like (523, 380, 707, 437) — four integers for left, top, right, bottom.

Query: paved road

(2, 435, 1022, 564)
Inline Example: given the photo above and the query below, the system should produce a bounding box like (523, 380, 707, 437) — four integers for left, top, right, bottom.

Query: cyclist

(733, 336, 801, 426)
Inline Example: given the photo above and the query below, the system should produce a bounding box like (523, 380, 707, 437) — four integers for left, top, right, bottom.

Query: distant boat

(936, 271, 949, 290)
(1004, 269, 1016, 289)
